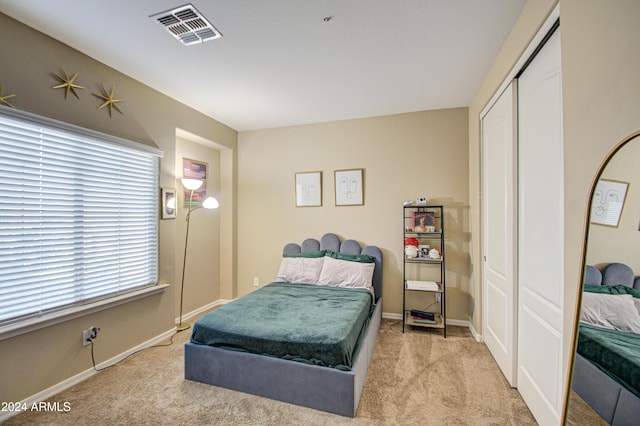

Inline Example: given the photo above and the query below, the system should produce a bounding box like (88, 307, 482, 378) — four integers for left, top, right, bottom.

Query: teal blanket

(577, 323, 640, 397)
(578, 285, 640, 397)
(190, 282, 375, 370)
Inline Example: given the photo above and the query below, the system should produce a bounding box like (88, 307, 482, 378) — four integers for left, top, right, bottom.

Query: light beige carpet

(5, 319, 538, 425)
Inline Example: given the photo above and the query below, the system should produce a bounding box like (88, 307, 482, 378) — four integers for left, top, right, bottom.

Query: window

(0, 108, 162, 326)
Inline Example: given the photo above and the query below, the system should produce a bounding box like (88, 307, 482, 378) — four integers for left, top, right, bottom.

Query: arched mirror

(565, 131, 640, 425)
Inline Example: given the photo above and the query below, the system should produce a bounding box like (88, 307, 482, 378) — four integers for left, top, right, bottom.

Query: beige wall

(560, 0, 640, 408)
(586, 137, 640, 272)
(468, 0, 640, 412)
(0, 14, 237, 403)
(237, 108, 470, 319)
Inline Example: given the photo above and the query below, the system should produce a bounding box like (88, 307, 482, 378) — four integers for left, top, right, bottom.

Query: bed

(184, 233, 383, 417)
(572, 263, 640, 425)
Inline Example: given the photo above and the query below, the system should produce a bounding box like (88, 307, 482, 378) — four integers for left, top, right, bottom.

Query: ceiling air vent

(151, 3, 222, 46)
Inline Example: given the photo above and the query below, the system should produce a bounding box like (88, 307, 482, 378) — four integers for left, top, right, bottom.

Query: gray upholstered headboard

(283, 232, 383, 300)
(584, 263, 640, 289)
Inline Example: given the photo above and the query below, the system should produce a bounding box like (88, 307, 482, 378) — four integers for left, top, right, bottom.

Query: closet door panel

(517, 28, 564, 426)
(482, 81, 517, 386)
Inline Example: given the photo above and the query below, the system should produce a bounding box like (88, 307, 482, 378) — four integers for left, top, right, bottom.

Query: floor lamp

(176, 177, 219, 332)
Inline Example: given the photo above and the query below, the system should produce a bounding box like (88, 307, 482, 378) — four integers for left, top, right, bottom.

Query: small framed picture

(161, 187, 176, 219)
(295, 171, 322, 207)
(412, 212, 435, 232)
(590, 179, 629, 227)
(334, 168, 364, 206)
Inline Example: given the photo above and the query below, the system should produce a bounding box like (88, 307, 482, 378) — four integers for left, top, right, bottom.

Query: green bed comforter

(190, 282, 375, 370)
(578, 285, 640, 397)
(577, 323, 640, 397)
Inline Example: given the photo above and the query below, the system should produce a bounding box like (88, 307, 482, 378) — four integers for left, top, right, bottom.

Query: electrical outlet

(253, 277, 259, 287)
(435, 293, 442, 303)
(82, 326, 100, 346)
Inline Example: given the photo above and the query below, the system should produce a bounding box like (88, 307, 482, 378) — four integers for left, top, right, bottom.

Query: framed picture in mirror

(590, 178, 629, 227)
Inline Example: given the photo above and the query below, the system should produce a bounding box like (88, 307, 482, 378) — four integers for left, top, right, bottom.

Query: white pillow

(317, 256, 374, 292)
(276, 257, 324, 284)
(580, 292, 640, 334)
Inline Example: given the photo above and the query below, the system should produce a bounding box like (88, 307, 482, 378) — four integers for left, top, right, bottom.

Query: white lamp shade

(181, 178, 203, 191)
(202, 196, 219, 209)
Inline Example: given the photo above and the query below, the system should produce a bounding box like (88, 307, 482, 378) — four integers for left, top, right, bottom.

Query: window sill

(0, 284, 170, 342)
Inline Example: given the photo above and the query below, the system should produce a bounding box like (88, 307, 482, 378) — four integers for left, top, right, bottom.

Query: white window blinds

(0, 108, 161, 325)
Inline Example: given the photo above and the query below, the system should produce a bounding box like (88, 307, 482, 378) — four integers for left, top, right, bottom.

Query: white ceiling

(0, 0, 526, 131)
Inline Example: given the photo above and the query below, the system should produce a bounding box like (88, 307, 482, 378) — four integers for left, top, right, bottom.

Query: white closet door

(482, 81, 517, 386)
(517, 29, 564, 425)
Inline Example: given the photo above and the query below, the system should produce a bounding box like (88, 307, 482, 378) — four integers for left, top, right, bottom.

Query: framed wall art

(182, 158, 207, 207)
(295, 171, 322, 207)
(334, 168, 364, 206)
(590, 178, 629, 227)
(161, 187, 176, 219)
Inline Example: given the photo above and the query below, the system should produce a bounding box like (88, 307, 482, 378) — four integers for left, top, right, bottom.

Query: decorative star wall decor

(0, 84, 17, 108)
(92, 84, 123, 118)
(51, 67, 84, 99)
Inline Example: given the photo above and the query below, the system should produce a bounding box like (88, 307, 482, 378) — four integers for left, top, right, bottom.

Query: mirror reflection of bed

(566, 132, 640, 425)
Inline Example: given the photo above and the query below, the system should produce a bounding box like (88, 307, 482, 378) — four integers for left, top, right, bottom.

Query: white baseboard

(382, 312, 402, 320)
(0, 328, 175, 423)
(468, 322, 483, 342)
(446, 318, 468, 327)
(175, 298, 230, 324)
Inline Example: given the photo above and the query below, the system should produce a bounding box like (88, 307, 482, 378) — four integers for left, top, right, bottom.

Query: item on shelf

(412, 211, 435, 232)
(410, 309, 435, 320)
(405, 245, 418, 258)
(404, 237, 420, 258)
(403, 200, 415, 206)
(406, 280, 439, 291)
(404, 237, 419, 247)
(412, 317, 437, 324)
(428, 248, 441, 259)
(416, 197, 427, 205)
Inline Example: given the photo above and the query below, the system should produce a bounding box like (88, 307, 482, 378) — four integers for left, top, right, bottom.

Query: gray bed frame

(184, 233, 383, 417)
(572, 263, 640, 425)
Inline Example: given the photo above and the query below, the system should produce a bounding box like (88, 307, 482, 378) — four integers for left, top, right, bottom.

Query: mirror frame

(563, 129, 640, 424)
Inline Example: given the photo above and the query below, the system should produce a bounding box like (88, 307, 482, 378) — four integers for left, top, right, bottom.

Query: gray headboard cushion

(301, 238, 321, 252)
(283, 243, 301, 254)
(283, 233, 383, 300)
(602, 263, 634, 287)
(584, 265, 602, 286)
(585, 263, 639, 289)
(340, 239, 361, 255)
(321, 233, 340, 252)
(362, 245, 383, 299)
